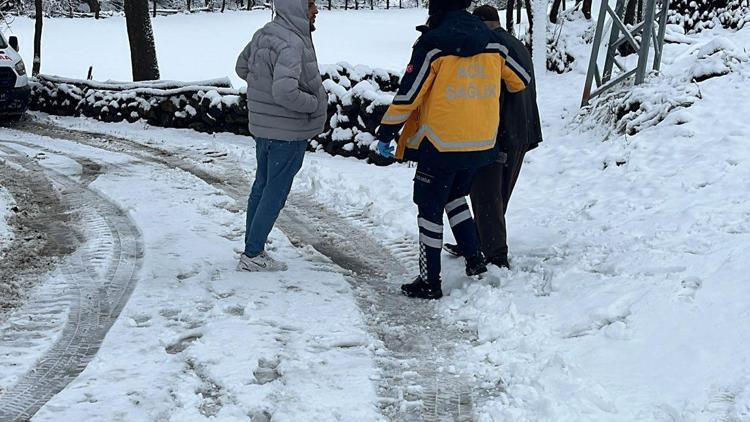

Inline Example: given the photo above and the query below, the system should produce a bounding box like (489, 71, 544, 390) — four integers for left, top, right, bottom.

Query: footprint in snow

(165, 333, 203, 355)
(223, 304, 245, 317)
(252, 357, 281, 385)
(128, 313, 152, 328)
(677, 276, 702, 302)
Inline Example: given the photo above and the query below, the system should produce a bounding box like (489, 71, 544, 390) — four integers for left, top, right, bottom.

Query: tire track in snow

(11, 120, 499, 421)
(0, 143, 143, 422)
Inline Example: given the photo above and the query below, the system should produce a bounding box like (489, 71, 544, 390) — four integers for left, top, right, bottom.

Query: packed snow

(0, 184, 13, 249)
(2, 6, 750, 421)
(0, 128, 381, 421)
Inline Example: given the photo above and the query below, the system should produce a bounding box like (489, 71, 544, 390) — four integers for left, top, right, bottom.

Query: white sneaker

(237, 252, 288, 272)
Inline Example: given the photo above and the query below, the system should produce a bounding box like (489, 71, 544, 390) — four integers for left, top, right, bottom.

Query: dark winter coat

(492, 28, 544, 152)
(235, 0, 327, 141)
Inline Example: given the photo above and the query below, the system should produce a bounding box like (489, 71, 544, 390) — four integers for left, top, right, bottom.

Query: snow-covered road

(0, 142, 142, 420)
(0, 118, 505, 421)
(0, 123, 380, 421)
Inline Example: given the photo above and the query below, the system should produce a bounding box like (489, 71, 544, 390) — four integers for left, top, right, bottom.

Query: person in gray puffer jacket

(235, 0, 327, 272)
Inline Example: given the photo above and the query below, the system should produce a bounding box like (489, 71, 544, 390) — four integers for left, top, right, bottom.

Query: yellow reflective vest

(381, 40, 531, 161)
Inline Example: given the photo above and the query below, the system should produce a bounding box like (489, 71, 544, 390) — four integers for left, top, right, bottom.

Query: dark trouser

(413, 164, 482, 283)
(244, 138, 307, 257)
(470, 147, 527, 261)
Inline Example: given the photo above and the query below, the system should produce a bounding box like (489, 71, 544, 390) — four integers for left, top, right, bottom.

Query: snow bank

(30, 62, 400, 163)
(0, 185, 14, 255)
(581, 31, 749, 135)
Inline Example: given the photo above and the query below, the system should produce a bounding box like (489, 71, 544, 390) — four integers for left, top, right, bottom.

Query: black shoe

(401, 276, 443, 299)
(465, 254, 488, 277)
(443, 243, 463, 257)
(488, 256, 510, 270)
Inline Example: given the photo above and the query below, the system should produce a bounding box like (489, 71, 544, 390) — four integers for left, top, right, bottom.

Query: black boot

(442, 243, 463, 257)
(465, 254, 488, 277)
(401, 276, 443, 299)
(487, 255, 510, 270)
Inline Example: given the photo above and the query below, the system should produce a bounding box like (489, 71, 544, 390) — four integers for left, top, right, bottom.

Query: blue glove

(377, 141, 395, 159)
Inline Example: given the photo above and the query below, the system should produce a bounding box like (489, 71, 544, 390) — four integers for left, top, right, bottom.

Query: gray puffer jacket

(235, 0, 327, 141)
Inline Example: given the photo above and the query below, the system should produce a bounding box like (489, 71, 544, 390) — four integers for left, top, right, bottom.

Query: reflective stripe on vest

(406, 124, 497, 152)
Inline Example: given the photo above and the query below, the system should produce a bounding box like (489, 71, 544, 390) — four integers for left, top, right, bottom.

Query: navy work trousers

(413, 164, 482, 282)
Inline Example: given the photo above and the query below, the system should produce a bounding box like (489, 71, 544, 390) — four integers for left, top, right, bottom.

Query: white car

(0, 31, 31, 121)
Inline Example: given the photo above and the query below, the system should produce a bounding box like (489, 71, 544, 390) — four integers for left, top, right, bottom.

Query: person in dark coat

(444, 4, 543, 269)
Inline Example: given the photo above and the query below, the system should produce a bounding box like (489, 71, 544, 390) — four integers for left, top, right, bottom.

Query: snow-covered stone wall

(29, 63, 401, 165)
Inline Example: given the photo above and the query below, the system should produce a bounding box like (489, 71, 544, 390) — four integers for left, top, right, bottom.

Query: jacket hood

(274, 0, 311, 44)
(421, 11, 491, 57)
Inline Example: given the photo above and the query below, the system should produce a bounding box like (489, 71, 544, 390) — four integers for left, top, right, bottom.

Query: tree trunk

(532, 0, 547, 75)
(581, 0, 591, 19)
(525, 0, 533, 39)
(506, 0, 515, 35)
(124, 0, 161, 81)
(637, 0, 643, 21)
(526, 0, 534, 53)
(624, 0, 637, 24)
(153, 0, 157, 17)
(344, 0, 348, 9)
(516, 0, 522, 25)
(187, 0, 191, 11)
(327, 0, 331, 10)
(32, 0, 42, 76)
(86, 0, 102, 18)
(221, 0, 225, 12)
(549, 0, 562, 23)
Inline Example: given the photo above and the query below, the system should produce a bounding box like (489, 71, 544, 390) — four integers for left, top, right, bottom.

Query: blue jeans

(244, 138, 307, 257)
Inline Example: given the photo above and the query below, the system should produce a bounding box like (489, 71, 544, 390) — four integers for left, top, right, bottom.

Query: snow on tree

(669, 0, 750, 33)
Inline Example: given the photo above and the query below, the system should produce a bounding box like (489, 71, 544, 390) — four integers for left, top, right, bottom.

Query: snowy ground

(0, 185, 12, 251)
(2, 7, 750, 422)
(0, 128, 381, 421)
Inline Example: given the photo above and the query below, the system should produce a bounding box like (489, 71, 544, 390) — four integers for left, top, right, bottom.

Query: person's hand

(377, 141, 395, 159)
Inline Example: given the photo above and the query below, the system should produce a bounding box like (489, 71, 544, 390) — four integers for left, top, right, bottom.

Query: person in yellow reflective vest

(376, 0, 531, 299)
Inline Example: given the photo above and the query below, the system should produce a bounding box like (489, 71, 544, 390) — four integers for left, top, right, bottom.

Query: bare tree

(85, 0, 101, 18)
(550, 0, 562, 23)
(32, 0, 42, 75)
(124, 0, 160, 81)
(580, 0, 591, 19)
